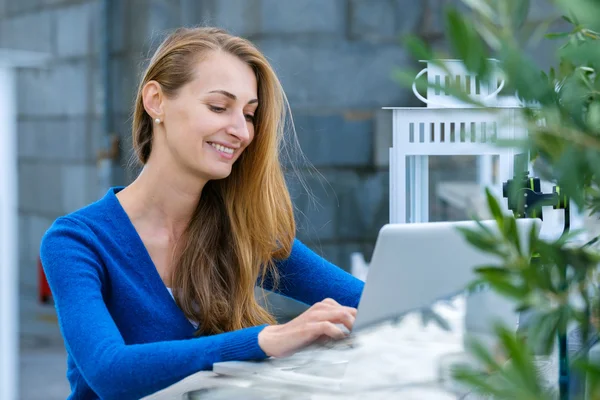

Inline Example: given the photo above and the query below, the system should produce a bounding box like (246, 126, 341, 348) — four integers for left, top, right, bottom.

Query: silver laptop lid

(352, 218, 541, 331)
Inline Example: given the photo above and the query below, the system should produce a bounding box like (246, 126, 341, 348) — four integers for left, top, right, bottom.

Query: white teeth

(209, 142, 234, 155)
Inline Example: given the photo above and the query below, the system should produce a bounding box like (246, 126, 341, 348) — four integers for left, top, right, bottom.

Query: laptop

(211, 218, 542, 391)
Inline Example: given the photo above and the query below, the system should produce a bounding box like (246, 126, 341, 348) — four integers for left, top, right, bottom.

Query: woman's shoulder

(43, 187, 122, 247)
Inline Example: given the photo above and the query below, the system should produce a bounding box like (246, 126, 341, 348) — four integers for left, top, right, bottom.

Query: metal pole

(0, 65, 19, 400)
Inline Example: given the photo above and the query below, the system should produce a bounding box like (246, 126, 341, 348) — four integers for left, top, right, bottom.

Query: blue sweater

(40, 187, 364, 400)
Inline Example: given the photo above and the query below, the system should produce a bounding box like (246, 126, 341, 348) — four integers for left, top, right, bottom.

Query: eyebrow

(209, 90, 258, 105)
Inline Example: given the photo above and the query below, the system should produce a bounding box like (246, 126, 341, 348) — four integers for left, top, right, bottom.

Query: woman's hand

(258, 298, 357, 358)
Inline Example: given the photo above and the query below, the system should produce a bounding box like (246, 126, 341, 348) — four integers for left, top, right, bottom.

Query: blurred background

(0, 0, 568, 398)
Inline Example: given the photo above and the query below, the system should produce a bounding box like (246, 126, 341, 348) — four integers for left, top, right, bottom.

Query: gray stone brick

(114, 0, 145, 53)
(336, 170, 389, 240)
(18, 118, 90, 162)
(40, 0, 77, 6)
(288, 169, 389, 243)
(16, 69, 51, 117)
(18, 162, 38, 212)
(261, 0, 346, 36)
(113, 0, 185, 63)
(374, 108, 393, 167)
(0, 11, 54, 53)
(55, 1, 101, 58)
(28, 214, 54, 263)
(522, 18, 571, 69)
(61, 163, 97, 212)
(19, 161, 63, 214)
(179, 0, 202, 27)
(110, 56, 137, 114)
(6, 0, 43, 17)
(349, 0, 397, 41)
(257, 40, 410, 109)
(108, 0, 126, 53)
(18, 60, 90, 116)
(89, 116, 104, 160)
(300, 170, 388, 241)
(38, 163, 65, 215)
(288, 171, 337, 242)
(19, 214, 30, 266)
(209, 0, 261, 37)
(527, 0, 562, 22)
(17, 119, 36, 159)
(292, 111, 373, 168)
(146, 0, 184, 42)
(0, 0, 7, 17)
(66, 118, 93, 162)
(54, 60, 91, 116)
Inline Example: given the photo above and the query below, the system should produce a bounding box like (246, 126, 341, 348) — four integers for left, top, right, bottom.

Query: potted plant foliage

(398, 0, 600, 398)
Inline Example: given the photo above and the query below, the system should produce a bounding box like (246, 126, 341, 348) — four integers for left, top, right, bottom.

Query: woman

(40, 27, 364, 400)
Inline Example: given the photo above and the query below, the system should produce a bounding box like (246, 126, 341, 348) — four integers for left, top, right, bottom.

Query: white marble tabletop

(143, 293, 561, 399)
(143, 296, 479, 399)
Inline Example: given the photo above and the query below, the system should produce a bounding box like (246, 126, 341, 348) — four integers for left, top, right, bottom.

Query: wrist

(257, 324, 279, 357)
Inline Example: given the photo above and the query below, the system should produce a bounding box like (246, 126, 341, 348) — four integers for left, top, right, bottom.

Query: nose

(226, 112, 251, 143)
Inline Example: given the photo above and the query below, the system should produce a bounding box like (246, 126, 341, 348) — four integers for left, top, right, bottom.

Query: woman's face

(153, 50, 258, 181)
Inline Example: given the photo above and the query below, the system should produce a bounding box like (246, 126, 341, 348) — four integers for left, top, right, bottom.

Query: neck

(119, 157, 208, 238)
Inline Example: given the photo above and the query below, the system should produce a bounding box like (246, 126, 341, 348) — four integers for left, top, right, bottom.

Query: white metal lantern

(388, 106, 526, 223)
(388, 58, 526, 224)
(412, 59, 505, 108)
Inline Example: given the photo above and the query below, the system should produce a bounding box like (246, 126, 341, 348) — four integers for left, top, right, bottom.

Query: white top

(166, 288, 199, 329)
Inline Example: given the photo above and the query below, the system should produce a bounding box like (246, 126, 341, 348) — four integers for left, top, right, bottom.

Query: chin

(202, 167, 233, 181)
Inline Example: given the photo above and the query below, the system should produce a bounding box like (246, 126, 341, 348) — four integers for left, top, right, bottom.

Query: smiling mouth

(207, 142, 235, 155)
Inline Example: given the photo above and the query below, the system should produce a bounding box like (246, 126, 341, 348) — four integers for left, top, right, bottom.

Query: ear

(142, 80, 164, 120)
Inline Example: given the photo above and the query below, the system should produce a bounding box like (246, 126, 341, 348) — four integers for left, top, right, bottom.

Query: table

(142, 294, 560, 400)
(143, 297, 470, 399)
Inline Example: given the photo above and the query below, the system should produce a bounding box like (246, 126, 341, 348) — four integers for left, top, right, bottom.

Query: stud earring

(154, 118, 161, 124)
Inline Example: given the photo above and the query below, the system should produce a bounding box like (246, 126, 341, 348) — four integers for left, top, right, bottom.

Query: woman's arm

(264, 239, 365, 308)
(41, 218, 268, 400)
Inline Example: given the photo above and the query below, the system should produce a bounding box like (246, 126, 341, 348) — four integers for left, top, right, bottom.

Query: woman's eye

(245, 114, 255, 122)
(209, 105, 226, 113)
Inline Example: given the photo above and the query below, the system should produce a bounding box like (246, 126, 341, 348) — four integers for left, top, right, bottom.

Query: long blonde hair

(131, 27, 296, 334)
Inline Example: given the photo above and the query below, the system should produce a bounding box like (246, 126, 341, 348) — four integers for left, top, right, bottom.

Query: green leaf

(495, 323, 542, 393)
(545, 32, 570, 39)
(474, 218, 497, 239)
(510, 0, 531, 31)
(461, 0, 496, 20)
(401, 35, 433, 61)
(562, 15, 573, 24)
(452, 366, 501, 397)
(487, 278, 528, 300)
(525, 309, 561, 355)
(533, 262, 556, 293)
(485, 187, 505, 230)
(464, 335, 503, 371)
(549, 66, 556, 82)
(420, 308, 452, 331)
(445, 7, 489, 77)
(455, 323, 553, 399)
(574, 358, 600, 398)
(475, 265, 510, 276)
(504, 216, 523, 257)
(456, 226, 507, 258)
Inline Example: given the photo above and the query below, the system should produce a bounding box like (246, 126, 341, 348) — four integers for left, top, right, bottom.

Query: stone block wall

(2, 0, 562, 292)
(0, 0, 104, 290)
